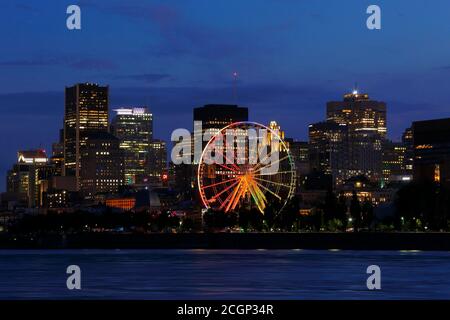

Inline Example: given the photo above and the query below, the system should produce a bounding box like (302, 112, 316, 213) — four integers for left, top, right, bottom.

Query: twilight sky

(1, 0, 450, 191)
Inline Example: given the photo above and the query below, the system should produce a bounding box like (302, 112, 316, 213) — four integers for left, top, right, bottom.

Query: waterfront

(0, 249, 449, 299)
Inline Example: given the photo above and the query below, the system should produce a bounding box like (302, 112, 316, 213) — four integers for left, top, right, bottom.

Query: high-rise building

(382, 140, 410, 185)
(7, 149, 48, 207)
(148, 139, 167, 185)
(194, 104, 248, 133)
(51, 129, 65, 177)
(111, 107, 153, 185)
(193, 104, 249, 157)
(286, 140, 310, 186)
(308, 121, 348, 185)
(326, 91, 386, 182)
(268, 121, 288, 152)
(402, 127, 414, 174)
(413, 118, 450, 186)
(63, 83, 109, 189)
(79, 132, 124, 198)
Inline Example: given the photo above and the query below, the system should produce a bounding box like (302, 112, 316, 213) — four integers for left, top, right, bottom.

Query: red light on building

(106, 198, 136, 211)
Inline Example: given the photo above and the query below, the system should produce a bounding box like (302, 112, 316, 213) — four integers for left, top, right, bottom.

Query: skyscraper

(148, 139, 167, 185)
(63, 83, 109, 189)
(381, 140, 409, 185)
(402, 127, 414, 175)
(193, 104, 249, 155)
(111, 107, 153, 185)
(268, 121, 288, 152)
(286, 139, 310, 186)
(7, 149, 48, 207)
(326, 91, 386, 182)
(308, 121, 348, 186)
(413, 118, 450, 186)
(51, 129, 64, 177)
(194, 104, 249, 132)
(79, 132, 124, 198)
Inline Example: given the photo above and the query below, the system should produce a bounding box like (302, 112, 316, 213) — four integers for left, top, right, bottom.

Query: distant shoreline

(1, 232, 450, 251)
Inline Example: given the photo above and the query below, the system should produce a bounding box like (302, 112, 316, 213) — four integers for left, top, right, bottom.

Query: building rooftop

(17, 149, 48, 163)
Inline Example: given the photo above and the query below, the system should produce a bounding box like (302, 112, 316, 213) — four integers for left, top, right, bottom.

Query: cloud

(80, 2, 264, 60)
(0, 58, 60, 67)
(69, 59, 117, 70)
(0, 57, 117, 70)
(115, 73, 173, 83)
(12, 2, 40, 13)
(435, 65, 450, 71)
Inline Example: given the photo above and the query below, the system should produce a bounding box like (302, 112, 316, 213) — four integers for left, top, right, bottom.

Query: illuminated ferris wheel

(198, 121, 296, 215)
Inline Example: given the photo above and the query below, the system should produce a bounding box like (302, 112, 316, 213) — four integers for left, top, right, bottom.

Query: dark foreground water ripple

(0, 249, 449, 299)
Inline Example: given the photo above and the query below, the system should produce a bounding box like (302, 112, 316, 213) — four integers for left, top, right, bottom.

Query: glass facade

(64, 83, 109, 189)
(111, 107, 153, 185)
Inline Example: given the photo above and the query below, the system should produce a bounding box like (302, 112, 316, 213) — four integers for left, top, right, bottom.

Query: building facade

(6, 149, 49, 207)
(111, 107, 153, 185)
(63, 83, 109, 189)
(413, 118, 450, 186)
(308, 121, 348, 186)
(286, 140, 310, 187)
(326, 91, 386, 183)
(402, 127, 414, 175)
(148, 139, 167, 185)
(193, 104, 249, 160)
(79, 132, 124, 199)
(381, 140, 410, 185)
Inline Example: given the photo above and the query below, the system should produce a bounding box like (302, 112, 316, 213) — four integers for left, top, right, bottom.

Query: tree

(337, 194, 348, 231)
(275, 196, 300, 232)
(394, 181, 450, 231)
(361, 199, 374, 230)
(350, 191, 361, 232)
(203, 209, 229, 231)
(323, 189, 338, 225)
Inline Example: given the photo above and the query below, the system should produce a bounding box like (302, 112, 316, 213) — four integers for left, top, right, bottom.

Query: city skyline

(0, 82, 432, 192)
(3, 0, 450, 191)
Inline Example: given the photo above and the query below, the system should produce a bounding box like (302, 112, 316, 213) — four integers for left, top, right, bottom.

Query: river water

(0, 249, 449, 299)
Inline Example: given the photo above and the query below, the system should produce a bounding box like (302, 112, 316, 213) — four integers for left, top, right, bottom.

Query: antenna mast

(233, 71, 238, 103)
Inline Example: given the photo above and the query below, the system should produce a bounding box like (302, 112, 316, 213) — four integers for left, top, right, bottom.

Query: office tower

(50, 144, 64, 177)
(286, 140, 310, 185)
(193, 104, 249, 156)
(308, 121, 348, 186)
(382, 140, 410, 185)
(63, 83, 109, 189)
(7, 165, 30, 205)
(194, 104, 248, 132)
(79, 132, 124, 198)
(50, 129, 65, 177)
(111, 107, 153, 185)
(402, 127, 414, 174)
(148, 139, 167, 185)
(413, 118, 450, 186)
(268, 121, 288, 152)
(7, 149, 48, 207)
(327, 91, 386, 182)
(290, 141, 309, 163)
(192, 104, 248, 163)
